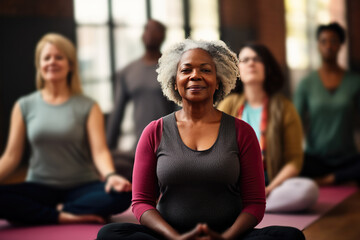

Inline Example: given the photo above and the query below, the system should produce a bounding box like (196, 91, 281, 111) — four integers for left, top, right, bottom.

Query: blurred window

(74, 0, 220, 113)
(285, 0, 347, 92)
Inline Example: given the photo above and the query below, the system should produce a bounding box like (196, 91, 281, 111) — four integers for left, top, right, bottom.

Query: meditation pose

(294, 22, 360, 185)
(218, 43, 318, 212)
(0, 33, 131, 224)
(97, 39, 305, 240)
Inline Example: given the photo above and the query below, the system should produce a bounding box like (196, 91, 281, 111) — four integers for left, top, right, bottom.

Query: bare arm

(0, 103, 26, 182)
(87, 104, 131, 192)
(141, 209, 210, 240)
(140, 210, 182, 239)
(266, 101, 303, 196)
(266, 163, 299, 196)
(219, 212, 256, 239)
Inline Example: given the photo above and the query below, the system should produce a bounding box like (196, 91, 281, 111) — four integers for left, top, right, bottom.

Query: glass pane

(74, 0, 108, 24)
(77, 26, 111, 81)
(162, 28, 186, 51)
(76, 26, 112, 113)
(151, 0, 184, 27)
(285, 0, 309, 69)
(285, 0, 342, 70)
(113, 27, 144, 70)
(190, 0, 219, 28)
(190, 28, 220, 41)
(82, 82, 113, 113)
(112, 0, 146, 26)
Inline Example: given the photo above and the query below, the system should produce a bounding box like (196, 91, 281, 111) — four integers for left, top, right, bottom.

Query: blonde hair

(157, 39, 239, 106)
(35, 33, 82, 94)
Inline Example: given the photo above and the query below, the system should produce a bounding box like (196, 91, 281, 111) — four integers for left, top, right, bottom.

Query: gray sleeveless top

(19, 91, 99, 188)
(156, 112, 242, 233)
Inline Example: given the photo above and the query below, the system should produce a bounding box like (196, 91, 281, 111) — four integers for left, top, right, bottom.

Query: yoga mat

(0, 223, 102, 240)
(0, 208, 137, 240)
(0, 186, 357, 239)
(257, 185, 358, 230)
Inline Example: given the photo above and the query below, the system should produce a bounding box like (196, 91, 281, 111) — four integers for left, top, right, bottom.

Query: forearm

(222, 212, 257, 240)
(267, 163, 299, 191)
(0, 102, 26, 182)
(140, 209, 180, 240)
(92, 150, 116, 179)
(0, 155, 22, 182)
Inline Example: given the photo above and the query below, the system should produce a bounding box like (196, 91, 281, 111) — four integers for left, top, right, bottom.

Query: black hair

(316, 22, 346, 44)
(232, 43, 284, 96)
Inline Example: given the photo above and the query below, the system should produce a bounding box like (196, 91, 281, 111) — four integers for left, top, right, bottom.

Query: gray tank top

(19, 91, 99, 188)
(156, 112, 242, 233)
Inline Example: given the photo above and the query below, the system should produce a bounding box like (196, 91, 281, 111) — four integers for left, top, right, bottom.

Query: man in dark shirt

(106, 20, 176, 179)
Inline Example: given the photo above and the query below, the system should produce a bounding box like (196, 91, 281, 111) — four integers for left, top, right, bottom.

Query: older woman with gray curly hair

(157, 39, 239, 106)
(98, 39, 304, 240)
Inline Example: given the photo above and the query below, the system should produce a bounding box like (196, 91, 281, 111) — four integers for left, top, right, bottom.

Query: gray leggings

(266, 177, 319, 213)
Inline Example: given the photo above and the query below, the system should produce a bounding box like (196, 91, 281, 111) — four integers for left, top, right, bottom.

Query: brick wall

(347, 0, 360, 72)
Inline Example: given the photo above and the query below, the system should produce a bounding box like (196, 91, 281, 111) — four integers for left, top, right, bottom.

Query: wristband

(105, 172, 117, 182)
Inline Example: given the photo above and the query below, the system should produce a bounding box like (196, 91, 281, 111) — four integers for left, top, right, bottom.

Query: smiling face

(39, 42, 70, 85)
(175, 48, 218, 105)
(238, 47, 265, 86)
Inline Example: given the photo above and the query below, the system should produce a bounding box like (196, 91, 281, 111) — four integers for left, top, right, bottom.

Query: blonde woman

(0, 33, 131, 224)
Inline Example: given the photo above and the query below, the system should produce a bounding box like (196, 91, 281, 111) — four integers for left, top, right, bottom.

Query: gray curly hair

(156, 39, 240, 106)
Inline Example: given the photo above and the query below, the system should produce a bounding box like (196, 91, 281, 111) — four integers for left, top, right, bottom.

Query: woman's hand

(175, 224, 225, 240)
(265, 186, 273, 197)
(174, 224, 203, 240)
(200, 224, 226, 240)
(105, 174, 132, 193)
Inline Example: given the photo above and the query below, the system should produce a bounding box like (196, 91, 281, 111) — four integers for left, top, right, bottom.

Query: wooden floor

(303, 190, 360, 240)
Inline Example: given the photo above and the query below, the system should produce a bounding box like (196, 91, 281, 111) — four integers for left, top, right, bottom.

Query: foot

(58, 211, 105, 224)
(56, 203, 64, 211)
(315, 174, 335, 186)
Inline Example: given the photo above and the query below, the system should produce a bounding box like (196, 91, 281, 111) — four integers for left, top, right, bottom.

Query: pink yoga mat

(257, 185, 358, 230)
(0, 208, 137, 240)
(0, 223, 102, 240)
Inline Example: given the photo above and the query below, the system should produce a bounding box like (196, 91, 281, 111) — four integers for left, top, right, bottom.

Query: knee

(266, 177, 319, 212)
(97, 223, 129, 240)
(97, 223, 114, 240)
(266, 226, 305, 240)
(280, 226, 305, 240)
(296, 178, 319, 205)
(112, 191, 132, 209)
(103, 191, 132, 215)
(286, 177, 319, 203)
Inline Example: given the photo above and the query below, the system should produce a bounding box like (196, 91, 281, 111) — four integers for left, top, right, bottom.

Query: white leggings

(266, 177, 319, 213)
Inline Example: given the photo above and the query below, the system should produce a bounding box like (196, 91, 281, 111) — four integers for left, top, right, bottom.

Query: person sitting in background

(294, 22, 360, 185)
(218, 43, 318, 213)
(106, 20, 176, 177)
(97, 39, 305, 240)
(0, 33, 131, 225)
